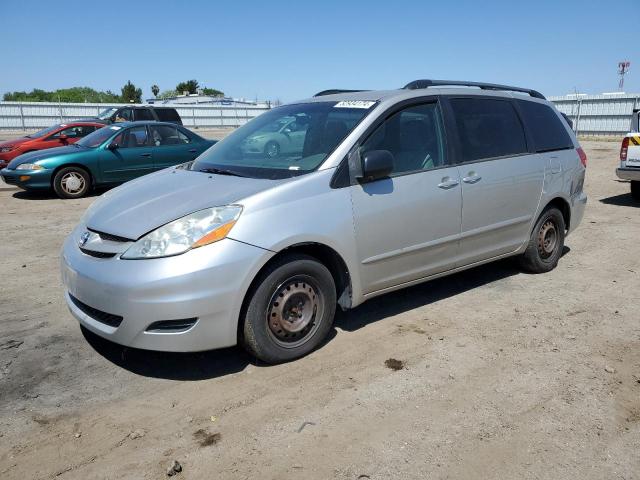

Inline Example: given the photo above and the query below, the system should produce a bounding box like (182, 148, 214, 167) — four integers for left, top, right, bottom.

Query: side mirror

(58, 134, 68, 141)
(107, 142, 119, 150)
(361, 150, 394, 182)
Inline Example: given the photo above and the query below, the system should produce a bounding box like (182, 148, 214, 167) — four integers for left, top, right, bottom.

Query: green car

(0, 122, 216, 198)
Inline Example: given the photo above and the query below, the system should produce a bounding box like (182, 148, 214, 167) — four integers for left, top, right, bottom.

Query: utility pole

(618, 61, 630, 91)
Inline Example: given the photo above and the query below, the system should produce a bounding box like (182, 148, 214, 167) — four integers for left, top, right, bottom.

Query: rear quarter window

(517, 100, 574, 152)
(155, 108, 181, 122)
(450, 98, 528, 162)
(134, 109, 155, 121)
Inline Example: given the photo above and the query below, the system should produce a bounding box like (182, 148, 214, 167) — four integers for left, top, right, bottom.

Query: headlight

(16, 163, 44, 170)
(0, 146, 15, 153)
(121, 205, 242, 259)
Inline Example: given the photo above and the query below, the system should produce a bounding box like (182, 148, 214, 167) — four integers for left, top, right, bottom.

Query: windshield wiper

(198, 167, 247, 178)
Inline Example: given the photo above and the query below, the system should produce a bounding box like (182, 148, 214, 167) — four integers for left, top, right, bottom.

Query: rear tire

(518, 207, 565, 273)
(631, 181, 640, 201)
(241, 254, 336, 364)
(52, 166, 90, 199)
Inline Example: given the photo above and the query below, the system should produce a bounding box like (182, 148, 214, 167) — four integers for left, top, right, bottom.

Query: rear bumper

(616, 167, 640, 181)
(568, 191, 587, 235)
(0, 168, 52, 189)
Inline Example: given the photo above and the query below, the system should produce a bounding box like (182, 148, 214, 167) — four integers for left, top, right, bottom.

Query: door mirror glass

(361, 150, 394, 182)
(107, 142, 119, 150)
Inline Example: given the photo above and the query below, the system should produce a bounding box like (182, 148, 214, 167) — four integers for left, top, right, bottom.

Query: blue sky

(1, 0, 637, 102)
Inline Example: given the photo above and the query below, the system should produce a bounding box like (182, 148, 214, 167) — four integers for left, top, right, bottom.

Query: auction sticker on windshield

(334, 101, 376, 109)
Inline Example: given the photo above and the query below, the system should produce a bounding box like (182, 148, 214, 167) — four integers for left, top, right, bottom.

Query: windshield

(97, 108, 118, 120)
(190, 101, 375, 179)
(76, 125, 120, 148)
(27, 124, 63, 138)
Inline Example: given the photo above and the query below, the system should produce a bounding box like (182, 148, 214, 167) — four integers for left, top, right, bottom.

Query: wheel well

(237, 242, 352, 344)
(545, 197, 571, 231)
(50, 164, 93, 188)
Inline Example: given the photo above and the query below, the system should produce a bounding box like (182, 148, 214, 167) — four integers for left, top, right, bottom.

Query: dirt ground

(0, 140, 638, 480)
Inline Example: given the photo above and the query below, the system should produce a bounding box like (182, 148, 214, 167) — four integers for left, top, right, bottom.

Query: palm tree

(151, 84, 160, 97)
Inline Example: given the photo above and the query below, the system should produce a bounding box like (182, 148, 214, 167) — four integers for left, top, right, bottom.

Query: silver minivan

(61, 80, 588, 363)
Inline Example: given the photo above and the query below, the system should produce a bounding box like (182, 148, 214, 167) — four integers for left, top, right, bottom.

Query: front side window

(113, 126, 149, 148)
(450, 98, 527, 162)
(51, 126, 88, 139)
(191, 101, 374, 179)
(360, 102, 447, 175)
(114, 109, 132, 122)
(516, 100, 573, 152)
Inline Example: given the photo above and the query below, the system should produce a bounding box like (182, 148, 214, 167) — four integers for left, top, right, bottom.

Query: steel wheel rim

(537, 219, 557, 258)
(61, 172, 85, 194)
(266, 276, 323, 348)
(265, 143, 278, 158)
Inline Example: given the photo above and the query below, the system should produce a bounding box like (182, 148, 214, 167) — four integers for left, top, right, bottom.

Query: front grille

(69, 294, 123, 328)
(79, 248, 116, 258)
(87, 228, 133, 243)
(2, 175, 16, 185)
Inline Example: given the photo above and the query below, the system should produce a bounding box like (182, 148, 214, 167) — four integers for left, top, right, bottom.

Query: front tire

(518, 207, 565, 273)
(264, 141, 280, 159)
(241, 254, 336, 363)
(52, 166, 90, 199)
(631, 181, 640, 201)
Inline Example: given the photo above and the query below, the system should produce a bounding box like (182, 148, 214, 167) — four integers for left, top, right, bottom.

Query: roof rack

(402, 79, 546, 100)
(313, 89, 367, 97)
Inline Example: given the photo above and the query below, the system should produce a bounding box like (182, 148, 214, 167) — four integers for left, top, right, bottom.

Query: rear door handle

(188, 149, 198, 153)
(462, 172, 482, 184)
(438, 177, 459, 189)
(140, 153, 152, 157)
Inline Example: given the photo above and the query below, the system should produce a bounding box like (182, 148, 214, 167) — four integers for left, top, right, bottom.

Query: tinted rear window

(517, 100, 574, 152)
(155, 108, 181, 122)
(450, 98, 528, 162)
(134, 109, 154, 121)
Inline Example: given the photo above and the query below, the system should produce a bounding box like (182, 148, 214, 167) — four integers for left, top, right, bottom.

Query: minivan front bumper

(61, 228, 274, 352)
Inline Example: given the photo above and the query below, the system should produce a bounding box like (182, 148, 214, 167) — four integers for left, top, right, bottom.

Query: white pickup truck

(617, 109, 640, 199)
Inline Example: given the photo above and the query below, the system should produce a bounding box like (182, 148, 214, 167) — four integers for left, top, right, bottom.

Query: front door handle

(462, 172, 482, 184)
(188, 149, 198, 153)
(438, 177, 459, 189)
(140, 153, 152, 157)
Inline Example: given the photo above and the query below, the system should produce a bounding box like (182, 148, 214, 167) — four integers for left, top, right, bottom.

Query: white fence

(2, 95, 639, 136)
(549, 93, 640, 137)
(0, 101, 271, 130)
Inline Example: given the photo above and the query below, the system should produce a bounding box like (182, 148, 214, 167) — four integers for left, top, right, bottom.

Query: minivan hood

(6, 145, 82, 168)
(85, 167, 287, 239)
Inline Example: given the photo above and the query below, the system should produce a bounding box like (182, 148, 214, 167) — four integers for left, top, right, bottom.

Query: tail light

(620, 137, 629, 162)
(577, 147, 587, 168)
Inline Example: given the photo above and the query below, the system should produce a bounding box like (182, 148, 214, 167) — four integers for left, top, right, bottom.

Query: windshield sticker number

(334, 101, 375, 109)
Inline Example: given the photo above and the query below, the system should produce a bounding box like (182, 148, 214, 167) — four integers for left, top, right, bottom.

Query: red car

(0, 122, 105, 168)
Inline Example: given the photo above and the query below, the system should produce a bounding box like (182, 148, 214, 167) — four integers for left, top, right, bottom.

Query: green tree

(157, 89, 178, 100)
(175, 79, 199, 95)
(201, 87, 224, 97)
(121, 81, 142, 103)
(3, 87, 121, 103)
(151, 84, 160, 97)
